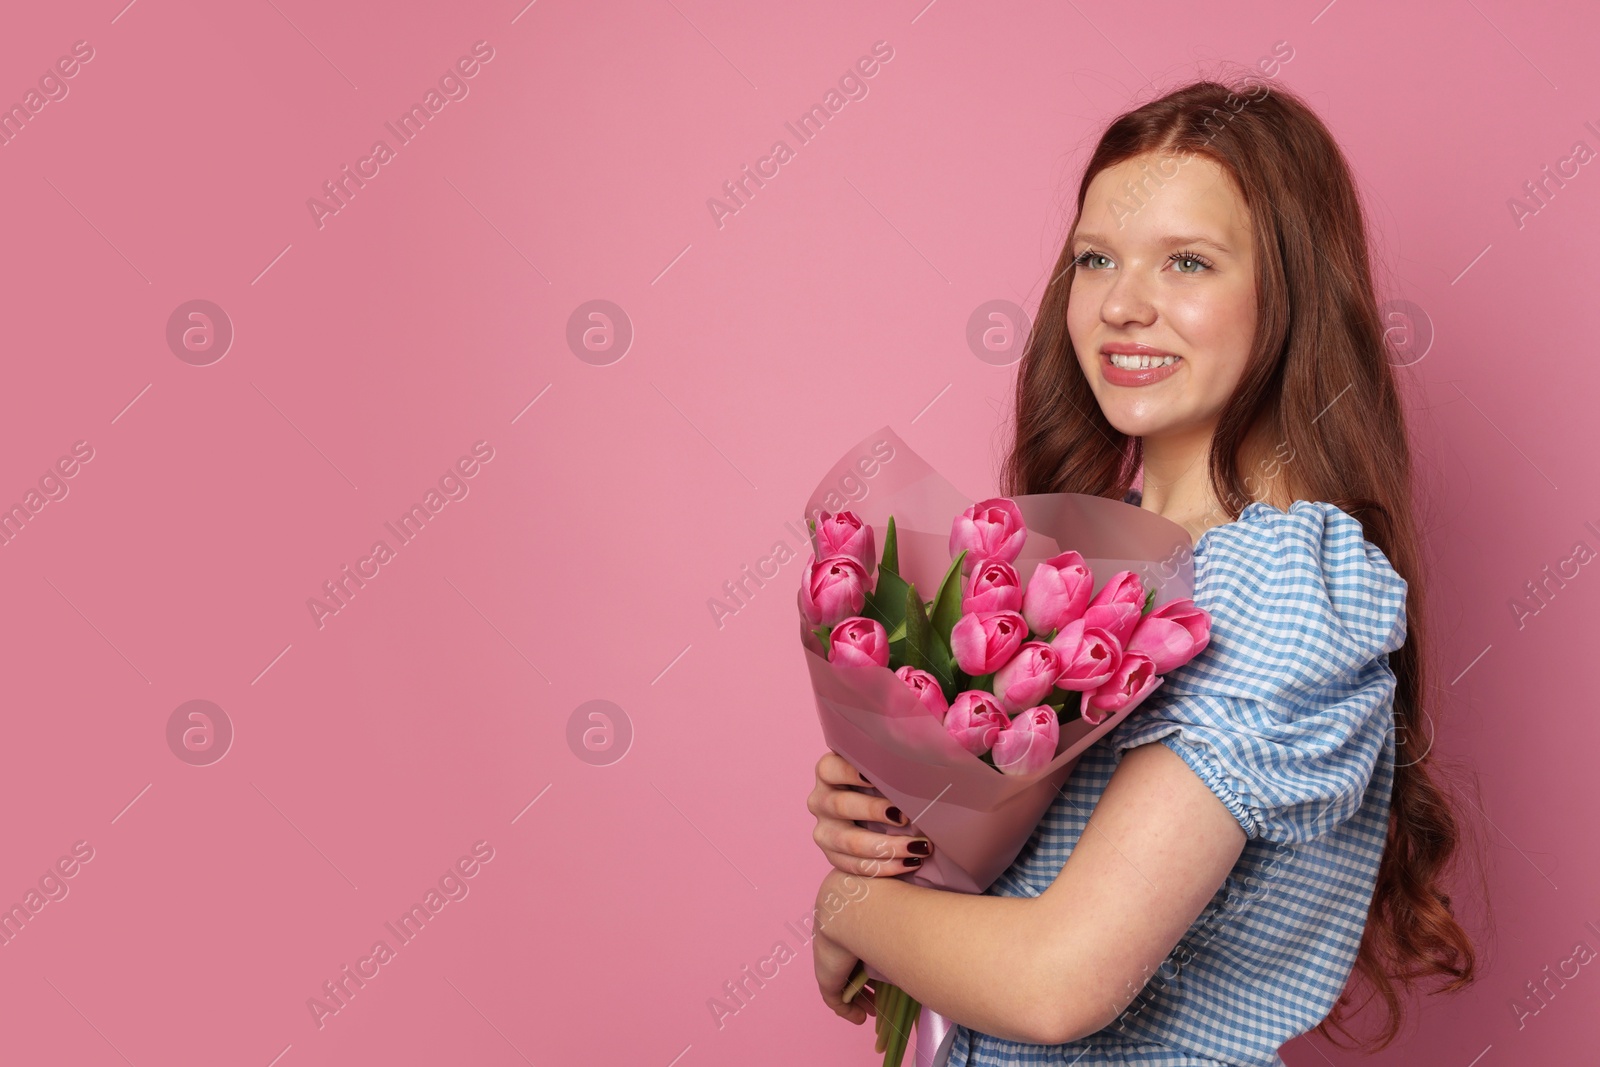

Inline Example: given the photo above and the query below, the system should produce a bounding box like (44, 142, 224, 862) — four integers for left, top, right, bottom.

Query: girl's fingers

(816, 751, 873, 788)
(818, 784, 907, 827)
(815, 820, 930, 864)
(821, 845, 929, 878)
(809, 751, 928, 878)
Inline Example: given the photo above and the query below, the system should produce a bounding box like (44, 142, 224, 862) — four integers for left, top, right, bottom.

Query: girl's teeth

(1109, 354, 1179, 369)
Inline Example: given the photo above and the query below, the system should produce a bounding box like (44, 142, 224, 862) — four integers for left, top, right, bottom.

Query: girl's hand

(807, 751, 932, 877)
(813, 926, 874, 1025)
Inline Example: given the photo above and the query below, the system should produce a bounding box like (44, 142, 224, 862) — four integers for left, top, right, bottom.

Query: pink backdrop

(0, 1, 1593, 1064)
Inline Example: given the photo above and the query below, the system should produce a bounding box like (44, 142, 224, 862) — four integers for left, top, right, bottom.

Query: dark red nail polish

(904, 856, 922, 867)
(907, 839, 931, 856)
(859, 775, 871, 785)
(885, 806, 904, 824)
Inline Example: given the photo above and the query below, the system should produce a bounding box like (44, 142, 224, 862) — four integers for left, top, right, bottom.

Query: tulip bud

(949, 497, 1028, 575)
(895, 666, 950, 718)
(963, 560, 1023, 615)
(992, 706, 1061, 775)
(1083, 651, 1160, 724)
(1021, 550, 1093, 635)
(800, 554, 872, 628)
(992, 642, 1064, 714)
(815, 510, 876, 574)
(944, 691, 1009, 756)
(1127, 599, 1212, 671)
(950, 611, 1028, 675)
(1084, 571, 1145, 644)
(1048, 619, 1123, 691)
(828, 617, 890, 668)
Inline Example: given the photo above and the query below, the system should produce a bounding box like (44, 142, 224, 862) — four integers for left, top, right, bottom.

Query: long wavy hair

(1001, 76, 1484, 1049)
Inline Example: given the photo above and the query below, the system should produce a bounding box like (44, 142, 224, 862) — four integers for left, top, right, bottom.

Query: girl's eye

(1070, 249, 1214, 273)
(1171, 251, 1213, 273)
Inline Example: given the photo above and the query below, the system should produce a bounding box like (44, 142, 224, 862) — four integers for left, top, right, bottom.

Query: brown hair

(1000, 75, 1483, 1049)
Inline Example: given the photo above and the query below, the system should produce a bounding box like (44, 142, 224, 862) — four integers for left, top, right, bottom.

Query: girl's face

(1067, 152, 1258, 444)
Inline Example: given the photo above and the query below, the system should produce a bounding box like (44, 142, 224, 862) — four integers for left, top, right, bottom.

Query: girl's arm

(814, 740, 1247, 1046)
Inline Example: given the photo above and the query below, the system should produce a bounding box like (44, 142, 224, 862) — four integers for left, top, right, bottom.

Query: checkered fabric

(947, 500, 1408, 1066)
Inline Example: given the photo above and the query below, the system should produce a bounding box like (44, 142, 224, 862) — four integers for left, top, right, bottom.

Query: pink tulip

(1083, 650, 1160, 724)
(828, 617, 889, 668)
(1084, 571, 1146, 644)
(950, 497, 1028, 575)
(1083, 601, 1141, 646)
(1021, 550, 1094, 636)
(1127, 599, 1213, 672)
(992, 706, 1061, 776)
(815, 510, 876, 574)
(1048, 618, 1122, 691)
(963, 560, 1022, 614)
(944, 691, 1009, 756)
(800, 554, 872, 628)
(895, 666, 950, 718)
(992, 641, 1064, 714)
(950, 610, 1028, 675)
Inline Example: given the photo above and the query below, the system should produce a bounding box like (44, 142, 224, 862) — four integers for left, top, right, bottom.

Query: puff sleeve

(1108, 500, 1409, 845)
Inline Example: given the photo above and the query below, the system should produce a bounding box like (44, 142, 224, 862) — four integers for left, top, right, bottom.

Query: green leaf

(1142, 585, 1156, 615)
(902, 581, 935, 672)
(902, 582, 957, 690)
(881, 515, 899, 577)
(929, 549, 968, 650)
(811, 625, 832, 659)
(863, 568, 912, 634)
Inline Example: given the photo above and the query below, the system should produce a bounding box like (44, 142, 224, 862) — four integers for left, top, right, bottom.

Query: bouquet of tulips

(806, 501, 1213, 767)
(797, 428, 1211, 1067)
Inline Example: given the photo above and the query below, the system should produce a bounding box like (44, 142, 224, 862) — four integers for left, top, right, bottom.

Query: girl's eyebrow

(1072, 232, 1233, 255)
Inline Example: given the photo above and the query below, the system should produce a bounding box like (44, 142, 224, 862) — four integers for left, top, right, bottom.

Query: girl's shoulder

(1110, 497, 1409, 844)
(1182, 499, 1409, 697)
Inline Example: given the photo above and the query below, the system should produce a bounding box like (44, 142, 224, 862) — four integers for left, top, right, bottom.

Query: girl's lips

(1101, 352, 1182, 387)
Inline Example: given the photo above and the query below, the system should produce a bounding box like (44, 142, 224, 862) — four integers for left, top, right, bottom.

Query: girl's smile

(1100, 343, 1184, 387)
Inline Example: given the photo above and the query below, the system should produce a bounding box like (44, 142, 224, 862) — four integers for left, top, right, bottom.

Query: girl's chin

(1085, 379, 1219, 439)
(1101, 408, 1184, 438)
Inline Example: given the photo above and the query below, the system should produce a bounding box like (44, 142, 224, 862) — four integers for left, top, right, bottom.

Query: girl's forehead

(1077, 158, 1253, 250)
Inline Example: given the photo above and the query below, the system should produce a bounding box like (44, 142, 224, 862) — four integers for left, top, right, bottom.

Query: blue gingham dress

(947, 500, 1409, 1067)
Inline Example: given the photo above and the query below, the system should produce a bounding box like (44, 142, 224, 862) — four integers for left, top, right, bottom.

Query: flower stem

(842, 960, 870, 1004)
(874, 983, 902, 1054)
(885, 986, 919, 1067)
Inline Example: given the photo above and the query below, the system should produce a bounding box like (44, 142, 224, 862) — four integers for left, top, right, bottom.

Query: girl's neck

(1137, 422, 1288, 541)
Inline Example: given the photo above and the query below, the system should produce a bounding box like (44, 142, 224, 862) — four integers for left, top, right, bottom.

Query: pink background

(0, 1, 1593, 1064)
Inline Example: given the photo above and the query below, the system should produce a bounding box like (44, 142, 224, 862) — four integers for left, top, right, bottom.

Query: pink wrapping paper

(798, 426, 1196, 1060)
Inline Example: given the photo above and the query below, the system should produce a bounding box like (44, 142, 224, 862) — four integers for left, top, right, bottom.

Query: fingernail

(907, 839, 931, 856)
(859, 775, 871, 785)
(904, 856, 922, 867)
(885, 806, 905, 825)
